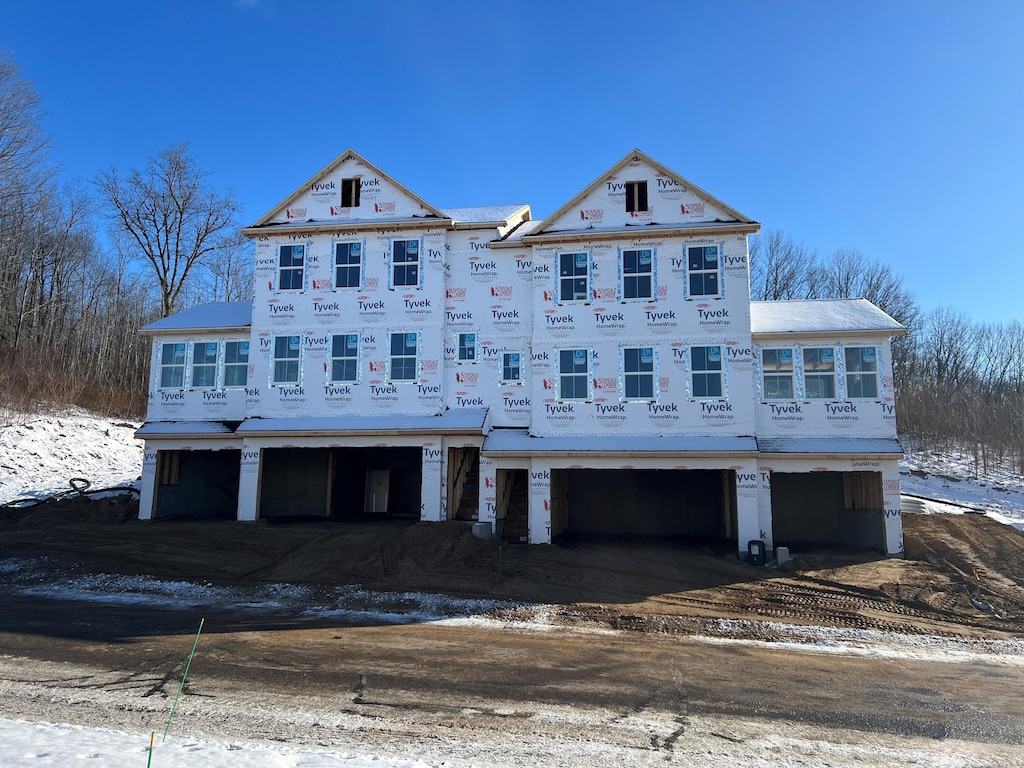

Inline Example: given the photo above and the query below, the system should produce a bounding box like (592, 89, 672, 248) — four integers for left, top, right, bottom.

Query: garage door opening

(260, 447, 422, 521)
(549, 468, 737, 544)
(154, 449, 240, 520)
(770, 471, 885, 551)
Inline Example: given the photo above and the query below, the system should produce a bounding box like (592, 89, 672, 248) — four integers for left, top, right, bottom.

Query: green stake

(163, 617, 205, 743)
(146, 731, 155, 767)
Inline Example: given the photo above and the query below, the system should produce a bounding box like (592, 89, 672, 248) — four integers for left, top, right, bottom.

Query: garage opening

(154, 449, 240, 520)
(549, 469, 737, 543)
(259, 447, 422, 521)
(770, 471, 885, 551)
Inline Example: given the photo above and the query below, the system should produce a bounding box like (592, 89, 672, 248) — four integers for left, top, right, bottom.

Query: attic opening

(770, 471, 886, 552)
(341, 177, 360, 208)
(153, 449, 240, 520)
(549, 469, 737, 543)
(625, 180, 648, 213)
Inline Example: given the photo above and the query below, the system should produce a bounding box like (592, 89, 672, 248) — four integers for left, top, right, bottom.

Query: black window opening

(341, 178, 360, 208)
(625, 181, 648, 213)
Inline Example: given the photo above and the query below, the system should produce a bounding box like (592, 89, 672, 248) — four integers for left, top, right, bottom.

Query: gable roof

(530, 148, 757, 238)
(140, 302, 252, 334)
(248, 148, 449, 228)
(750, 298, 906, 338)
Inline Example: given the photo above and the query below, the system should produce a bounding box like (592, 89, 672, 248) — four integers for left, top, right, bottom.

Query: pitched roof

(750, 298, 906, 337)
(140, 302, 252, 334)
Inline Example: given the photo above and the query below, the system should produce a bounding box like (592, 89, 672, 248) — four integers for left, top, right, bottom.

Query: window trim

(556, 250, 591, 304)
(388, 330, 420, 383)
(391, 239, 422, 290)
(332, 240, 363, 291)
(690, 345, 725, 400)
(500, 350, 524, 385)
(329, 333, 360, 384)
(158, 341, 187, 390)
(271, 334, 302, 386)
(760, 347, 796, 401)
(557, 348, 592, 402)
(277, 244, 306, 293)
(685, 244, 721, 299)
(620, 248, 655, 302)
(223, 340, 249, 389)
(621, 346, 657, 402)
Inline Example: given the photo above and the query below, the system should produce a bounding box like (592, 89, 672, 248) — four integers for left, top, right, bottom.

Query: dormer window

(625, 181, 648, 213)
(341, 178, 360, 208)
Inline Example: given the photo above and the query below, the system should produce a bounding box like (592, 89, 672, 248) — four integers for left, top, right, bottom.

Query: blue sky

(2, 1, 1021, 322)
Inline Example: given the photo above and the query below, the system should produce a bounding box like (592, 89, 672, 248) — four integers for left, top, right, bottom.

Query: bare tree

(748, 229, 817, 301)
(0, 52, 52, 210)
(96, 143, 241, 317)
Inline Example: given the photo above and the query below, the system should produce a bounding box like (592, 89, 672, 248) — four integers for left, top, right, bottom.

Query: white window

(687, 245, 720, 297)
(277, 245, 305, 291)
(223, 341, 249, 388)
(803, 347, 836, 400)
(341, 177, 360, 208)
(623, 347, 655, 401)
(501, 351, 523, 384)
(272, 335, 301, 385)
(845, 346, 879, 399)
(191, 342, 219, 389)
(691, 346, 723, 398)
(558, 348, 590, 401)
(159, 342, 186, 389)
(457, 332, 477, 363)
(558, 252, 589, 302)
(389, 332, 419, 382)
(761, 348, 794, 400)
(621, 249, 653, 301)
(392, 240, 420, 288)
(333, 242, 362, 289)
(330, 334, 359, 383)
(625, 180, 648, 213)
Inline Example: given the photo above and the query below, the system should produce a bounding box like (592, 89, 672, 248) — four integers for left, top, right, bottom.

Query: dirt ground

(1, 496, 1023, 764)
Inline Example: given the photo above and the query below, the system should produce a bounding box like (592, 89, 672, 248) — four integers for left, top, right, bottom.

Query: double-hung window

(558, 349, 590, 401)
(625, 180, 648, 213)
(272, 335, 301, 385)
(159, 342, 186, 389)
(191, 342, 219, 389)
(392, 240, 420, 288)
(389, 332, 419, 382)
(334, 242, 362, 289)
(691, 346, 723, 398)
(845, 346, 879, 399)
(761, 348, 794, 400)
(687, 245, 719, 297)
(501, 352, 523, 384)
(558, 252, 589, 302)
(457, 332, 477, 363)
(623, 347, 655, 400)
(621, 249, 653, 301)
(223, 341, 249, 388)
(330, 334, 359, 383)
(341, 178, 360, 208)
(803, 347, 836, 400)
(278, 245, 305, 291)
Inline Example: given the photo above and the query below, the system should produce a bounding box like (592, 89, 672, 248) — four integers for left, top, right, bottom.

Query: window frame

(190, 341, 220, 390)
(457, 332, 478, 364)
(686, 244, 721, 298)
(223, 340, 249, 389)
(557, 348, 591, 402)
(330, 333, 360, 384)
(158, 342, 187, 390)
(271, 334, 302, 386)
(391, 239, 421, 289)
(625, 180, 648, 213)
(690, 345, 724, 399)
(500, 351, 524, 385)
(333, 240, 363, 290)
(802, 346, 837, 401)
(761, 347, 795, 401)
(622, 346, 656, 402)
(844, 345, 880, 399)
(341, 177, 360, 208)
(621, 248, 654, 302)
(557, 250, 590, 304)
(277, 244, 306, 292)
(389, 331, 419, 383)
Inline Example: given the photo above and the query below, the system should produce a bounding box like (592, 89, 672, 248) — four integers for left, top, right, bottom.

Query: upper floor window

(558, 252, 589, 302)
(331, 334, 359, 383)
(277, 245, 305, 291)
(341, 178, 360, 208)
(687, 245, 719, 297)
(621, 249, 653, 301)
(803, 347, 836, 400)
(623, 346, 655, 401)
(457, 332, 477, 363)
(625, 180, 648, 213)
(501, 351, 523, 384)
(390, 331, 419, 382)
(159, 342, 186, 389)
(691, 346, 723, 399)
(272, 335, 301, 385)
(223, 341, 249, 388)
(334, 242, 362, 289)
(191, 342, 219, 389)
(845, 346, 879, 399)
(392, 240, 420, 288)
(558, 348, 590, 401)
(761, 348, 794, 400)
